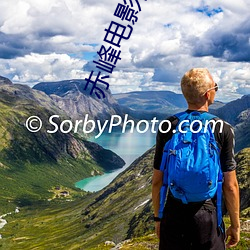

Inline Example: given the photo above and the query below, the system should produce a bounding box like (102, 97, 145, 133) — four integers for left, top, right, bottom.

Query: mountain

(212, 94, 250, 152)
(213, 94, 250, 125)
(235, 148, 250, 214)
(0, 77, 248, 248)
(114, 91, 225, 120)
(0, 79, 125, 212)
(209, 100, 225, 110)
(114, 91, 186, 119)
(78, 147, 250, 248)
(0, 75, 12, 85)
(234, 109, 250, 152)
(33, 80, 123, 122)
(33, 82, 226, 122)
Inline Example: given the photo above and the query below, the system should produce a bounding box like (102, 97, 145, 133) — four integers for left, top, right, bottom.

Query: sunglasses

(203, 83, 218, 95)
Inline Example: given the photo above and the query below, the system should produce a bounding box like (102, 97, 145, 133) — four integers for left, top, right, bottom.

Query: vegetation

(235, 148, 250, 214)
(1, 208, 249, 250)
(0, 82, 249, 249)
(0, 84, 123, 214)
(1, 147, 249, 249)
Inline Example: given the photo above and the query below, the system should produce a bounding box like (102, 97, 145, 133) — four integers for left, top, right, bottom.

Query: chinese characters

(84, 0, 147, 99)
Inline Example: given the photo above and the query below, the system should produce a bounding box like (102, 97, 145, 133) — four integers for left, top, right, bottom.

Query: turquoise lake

(75, 129, 156, 192)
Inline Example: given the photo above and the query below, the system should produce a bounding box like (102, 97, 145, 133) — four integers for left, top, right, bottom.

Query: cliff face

(33, 80, 123, 122)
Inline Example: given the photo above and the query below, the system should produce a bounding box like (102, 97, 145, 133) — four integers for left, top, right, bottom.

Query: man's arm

(223, 170, 240, 248)
(152, 117, 176, 239)
(152, 169, 163, 238)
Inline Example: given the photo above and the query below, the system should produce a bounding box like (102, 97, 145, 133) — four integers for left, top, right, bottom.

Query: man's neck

(187, 103, 209, 112)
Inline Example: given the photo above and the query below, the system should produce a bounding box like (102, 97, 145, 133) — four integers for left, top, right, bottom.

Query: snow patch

(138, 185, 145, 190)
(0, 219, 7, 229)
(134, 199, 150, 210)
(0, 208, 20, 238)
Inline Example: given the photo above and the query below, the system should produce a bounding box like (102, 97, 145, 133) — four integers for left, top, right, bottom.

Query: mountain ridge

(0, 76, 12, 85)
(0, 79, 125, 212)
(33, 80, 124, 123)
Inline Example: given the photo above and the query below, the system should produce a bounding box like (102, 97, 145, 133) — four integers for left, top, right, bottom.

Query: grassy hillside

(0, 84, 124, 213)
(235, 148, 250, 214)
(1, 147, 249, 249)
(0, 148, 155, 249)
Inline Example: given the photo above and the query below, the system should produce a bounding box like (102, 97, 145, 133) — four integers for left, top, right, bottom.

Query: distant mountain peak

(0, 76, 12, 85)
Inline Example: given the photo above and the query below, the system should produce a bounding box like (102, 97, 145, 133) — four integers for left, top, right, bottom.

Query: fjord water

(75, 129, 156, 192)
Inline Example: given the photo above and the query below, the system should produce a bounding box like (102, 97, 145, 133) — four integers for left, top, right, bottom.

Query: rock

(0, 76, 12, 85)
(105, 240, 116, 247)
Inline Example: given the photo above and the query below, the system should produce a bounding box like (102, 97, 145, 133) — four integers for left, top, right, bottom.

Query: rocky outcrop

(0, 76, 12, 85)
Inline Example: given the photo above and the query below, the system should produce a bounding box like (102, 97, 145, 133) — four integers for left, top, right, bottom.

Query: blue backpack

(158, 111, 223, 228)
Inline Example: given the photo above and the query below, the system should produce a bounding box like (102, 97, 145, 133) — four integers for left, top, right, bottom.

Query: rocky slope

(234, 108, 250, 152)
(78, 146, 250, 248)
(0, 76, 12, 85)
(213, 94, 250, 126)
(209, 94, 250, 152)
(235, 148, 250, 214)
(33, 80, 123, 122)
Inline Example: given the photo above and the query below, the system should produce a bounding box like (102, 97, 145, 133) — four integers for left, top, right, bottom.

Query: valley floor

(0, 198, 249, 250)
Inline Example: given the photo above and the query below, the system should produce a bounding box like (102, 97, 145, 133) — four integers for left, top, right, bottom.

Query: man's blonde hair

(181, 68, 214, 104)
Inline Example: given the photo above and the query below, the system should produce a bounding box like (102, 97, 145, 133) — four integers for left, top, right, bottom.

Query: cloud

(192, 18, 250, 62)
(0, 0, 249, 101)
(0, 0, 114, 58)
(0, 53, 88, 86)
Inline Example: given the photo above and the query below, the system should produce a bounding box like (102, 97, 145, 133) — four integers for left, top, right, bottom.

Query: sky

(0, 0, 249, 102)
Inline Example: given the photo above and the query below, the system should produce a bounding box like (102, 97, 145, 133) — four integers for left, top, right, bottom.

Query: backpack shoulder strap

(201, 112, 223, 230)
(173, 111, 189, 121)
(174, 111, 217, 121)
(201, 112, 217, 120)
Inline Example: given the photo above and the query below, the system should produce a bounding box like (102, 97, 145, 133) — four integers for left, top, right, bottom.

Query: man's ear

(204, 92, 209, 100)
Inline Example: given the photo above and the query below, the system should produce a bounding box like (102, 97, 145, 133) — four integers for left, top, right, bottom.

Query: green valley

(0, 82, 124, 214)
(0, 147, 249, 249)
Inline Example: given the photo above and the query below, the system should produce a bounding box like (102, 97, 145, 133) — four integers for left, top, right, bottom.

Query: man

(152, 68, 240, 249)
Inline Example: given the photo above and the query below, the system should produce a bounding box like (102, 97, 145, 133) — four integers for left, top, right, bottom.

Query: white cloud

(0, 0, 249, 101)
(0, 53, 88, 86)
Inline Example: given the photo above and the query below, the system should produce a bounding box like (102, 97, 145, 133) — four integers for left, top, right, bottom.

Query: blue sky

(0, 0, 249, 102)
